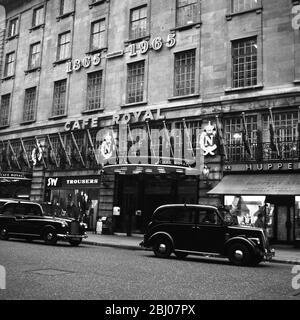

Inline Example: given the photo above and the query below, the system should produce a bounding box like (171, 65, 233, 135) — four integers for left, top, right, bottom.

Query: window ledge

(24, 67, 41, 75)
(225, 84, 264, 93)
(48, 114, 67, 120)
(6, 34, 18, 42)
(56, 11, 75, 21)
(121, 101, 148, 108)
(1, 75, 15, 82)
(86, 47, 107, 55)
(294, 79, 300, 84)
(0, 124, 9, 129)
(170, 22, 202, 32)
(53, 58, 71, 67)
(29, 24, 45, 32)
(82, 108, 104, 115)
(89, 0, 109, 9)
(168, 93, 200, 101)
(20, 120, 36, 125)
(124, 35, 150, 45)
(226, 7, 263, 20)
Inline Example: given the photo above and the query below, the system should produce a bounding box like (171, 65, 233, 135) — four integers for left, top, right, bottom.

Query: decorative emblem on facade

(199, 121, 217, 156)
(31, 143, 43, 166)
(100, 132, 114, 160)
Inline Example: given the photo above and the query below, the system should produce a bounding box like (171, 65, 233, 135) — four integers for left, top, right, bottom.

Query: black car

(140, 204, 275, 266)
(0, 200, 87, 246)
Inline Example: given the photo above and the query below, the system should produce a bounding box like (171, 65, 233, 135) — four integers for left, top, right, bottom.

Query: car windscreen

(41, 204, 63, 217)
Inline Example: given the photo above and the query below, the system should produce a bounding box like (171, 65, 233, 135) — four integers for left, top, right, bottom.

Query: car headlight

(81, 223, 88, 229)
(61, 221, 69, 228)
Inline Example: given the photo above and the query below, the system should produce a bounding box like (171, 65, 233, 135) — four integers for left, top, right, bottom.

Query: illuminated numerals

(140, 40, 149, 54)
(166, 33, 176, 48)
(151, 37, 163, 51)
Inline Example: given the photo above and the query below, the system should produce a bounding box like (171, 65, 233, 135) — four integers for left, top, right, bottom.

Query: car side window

(2, 203, 16, 215)
(155, 208, 174, 222)
(15, 204, 28, 216)
(172, 208, 195, 224)
(197, 209, 220, 225)
(28, 204, 42, 216)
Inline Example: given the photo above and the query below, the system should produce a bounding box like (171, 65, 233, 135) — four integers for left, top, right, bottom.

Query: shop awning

(207, 174, 300, 196)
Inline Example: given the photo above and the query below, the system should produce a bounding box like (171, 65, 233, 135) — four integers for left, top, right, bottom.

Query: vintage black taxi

(140, 204, 275, 266)
(0, 200, 87, 246)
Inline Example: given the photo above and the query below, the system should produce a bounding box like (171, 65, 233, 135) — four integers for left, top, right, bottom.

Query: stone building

(0, 0, 299, 244)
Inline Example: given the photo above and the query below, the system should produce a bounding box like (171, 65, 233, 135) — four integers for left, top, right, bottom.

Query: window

(4, 52, 15, 78)
(52, 79, 67, 116)
(232, 0, 261, 13)
(232, 38, 257, 88)
(87, 71, 103, 111)
(130, 6, 147, 40)
(7, 17, 18, 38)
(29, 42, 41, 69)
(173, 208, 196, 224)
(23, 87, 37, 122)
(90, 19, 106, 51)
(0, 94, 10, 127)
(197, 209, 220, 225)
(176, 0, 199, 27)
(174, 49, 196, 96)
(60, 0, 74, 15)
(127, 60, 145, 104)
(32, 6, 44, 27)
(57, 31, 71, 61)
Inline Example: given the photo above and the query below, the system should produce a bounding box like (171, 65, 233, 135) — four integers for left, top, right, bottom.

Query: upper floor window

(23, 87, 37, 122)
(232, 37, 257, 88)
(7, 17, 19, 38)
(174, 49, 196, 96)
(130, 6, 147, 40)
(57, 31, 71, 61)
(60, 0, 75, 16)
(87, 71, 103, 111)
(0, 94, 10, 127)
(231, 0, 261, 13)
(90, 19, 106, 51)
(29, 42, 41, 69)
(4, 52, 15, 78)
(32, 6, 44, 27)
(176, 0, 199, 27)
(52, 79, 67, 116)
(127, 60, 145, 104)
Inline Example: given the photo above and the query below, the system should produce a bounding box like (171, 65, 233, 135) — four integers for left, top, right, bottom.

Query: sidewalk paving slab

(83, 232, 300, 265)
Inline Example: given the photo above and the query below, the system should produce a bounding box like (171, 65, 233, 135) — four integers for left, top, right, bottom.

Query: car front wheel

(43, 229, 58, 245)
(227, 243, 253, 266)
(0, 227, 9, 240)
(69, 239, 82, 246)
(153, 238, 173, 258)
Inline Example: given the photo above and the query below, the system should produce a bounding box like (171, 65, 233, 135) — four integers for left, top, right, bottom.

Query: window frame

(57, 31, 71, 62)
(32, 5, 45, 28)
(28, 42, 41, 70)
(52, 79, 67, 117)
(23, 87, 37, 123)
(90, 18, 106, 52)
(7, 17, 19, 39)
(3, 51, 15, 78)
(231, 0, 262, 14)
(0, 94, 11, 128)
(175, 0, 200, 28)
(126, 59, 146, 105)
(129, 5, 148, 41)
(59, 0, 75, 17)
(86, 70, 104, 112)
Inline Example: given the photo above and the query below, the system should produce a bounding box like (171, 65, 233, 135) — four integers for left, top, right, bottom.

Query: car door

(0, 203, 18, 234)
(20, 204, 43, 236)
(193, 208, 226, 253)
(170, 207, 197, 251)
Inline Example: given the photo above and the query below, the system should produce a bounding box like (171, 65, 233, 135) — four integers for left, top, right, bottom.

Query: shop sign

(224, 162, 300, 172)
(64, 117, 100, 131)
(112, 108, 164, 124)
(0, 172, 27, 179)
(46, 176, 100, 188)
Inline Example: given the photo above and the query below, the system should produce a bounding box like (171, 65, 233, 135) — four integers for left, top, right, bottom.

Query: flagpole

(8, 140, 21, 171)
(241, 112, 253, 159)
(182, 118, 195, 160)
(58, 132, 71, 166)
(47, 135, 59, 168)
(163, 120, 174, 158)
(146, 120, 156, 159)
(86, 129, 97, 164)
(20, 138, 31, 168)
(215, 115, 228, 161)
(268, 107, 280, 158)
(71, 132, 85, 167)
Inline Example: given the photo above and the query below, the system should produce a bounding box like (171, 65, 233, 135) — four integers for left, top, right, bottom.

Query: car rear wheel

(69, 239, 82, 246)
(227, 243, 253, 266)
(43, 229, 58, 245)
(0, 227, 9, 240)
(175, 252, 188, 259)
(153, 238, 173, 258)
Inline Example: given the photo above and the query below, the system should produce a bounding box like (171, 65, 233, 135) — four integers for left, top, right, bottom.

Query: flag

(269, 108, 280, 157)
(86, 129, 97, 166)
(20, 138, 30, 168)
(8, 140, 21, 170)
(71, 132, 85, 167)
(241, 112, 252, 158)
(215, 115, 228, 160)
(58, 132, 71, 166)
(47, 135, 59, 167)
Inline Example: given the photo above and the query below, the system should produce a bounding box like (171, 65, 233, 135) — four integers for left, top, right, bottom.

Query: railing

(225, 140, 300, 163)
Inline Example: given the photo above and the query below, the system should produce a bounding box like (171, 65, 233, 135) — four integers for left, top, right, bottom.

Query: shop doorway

(115, 174, 198, 235)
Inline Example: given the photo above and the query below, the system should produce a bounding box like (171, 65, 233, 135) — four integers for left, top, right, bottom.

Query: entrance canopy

(207, 174, 300, 196)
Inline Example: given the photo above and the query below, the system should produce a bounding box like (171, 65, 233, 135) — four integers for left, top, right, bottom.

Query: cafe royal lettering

(64, 108, 164, 131)
(225, 162, 300, 172)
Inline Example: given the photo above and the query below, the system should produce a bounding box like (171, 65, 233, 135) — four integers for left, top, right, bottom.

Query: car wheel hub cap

(234, 250, 244, 260)
(1, 229, 6, 236)
(47, 233, 53, 240)
(158, 244, 167, 253)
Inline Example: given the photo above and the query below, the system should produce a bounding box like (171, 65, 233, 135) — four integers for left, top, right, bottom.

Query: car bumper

(57, 233, 88, 240)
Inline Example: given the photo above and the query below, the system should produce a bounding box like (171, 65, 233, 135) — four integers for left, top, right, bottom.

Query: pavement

(83, 231, 300, 265)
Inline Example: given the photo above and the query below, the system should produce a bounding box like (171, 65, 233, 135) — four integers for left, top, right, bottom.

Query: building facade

(0, 0, 300, 244)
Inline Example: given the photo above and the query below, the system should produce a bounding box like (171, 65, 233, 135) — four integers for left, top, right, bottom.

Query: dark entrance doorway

(114, 174, 198, 235)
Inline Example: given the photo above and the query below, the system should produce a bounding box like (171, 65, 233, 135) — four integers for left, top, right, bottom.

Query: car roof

(153, 204, 218, 214)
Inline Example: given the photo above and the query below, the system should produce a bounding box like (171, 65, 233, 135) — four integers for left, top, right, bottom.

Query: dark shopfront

(0, 172, 32, 198)
(112, 166, 199, 235)
(208, 172, 300, 246)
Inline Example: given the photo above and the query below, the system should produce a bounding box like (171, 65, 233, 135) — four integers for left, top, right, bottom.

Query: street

(0, 239, 299, 300)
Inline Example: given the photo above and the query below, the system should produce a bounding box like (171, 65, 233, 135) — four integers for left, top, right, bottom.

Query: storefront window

(295, 197, 300, 242)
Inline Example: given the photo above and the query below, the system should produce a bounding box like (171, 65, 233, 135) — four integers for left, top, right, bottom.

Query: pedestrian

(254, 212, 264, 229)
